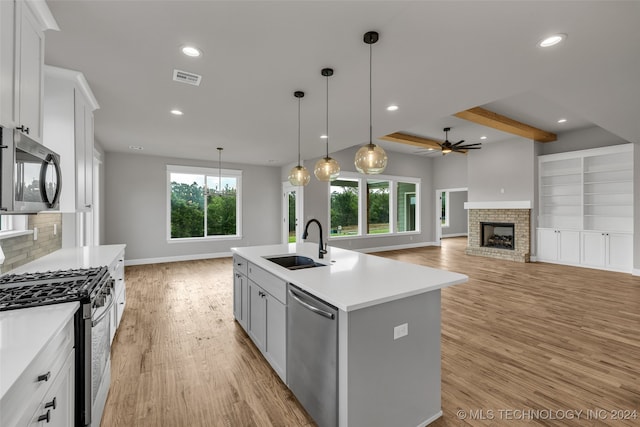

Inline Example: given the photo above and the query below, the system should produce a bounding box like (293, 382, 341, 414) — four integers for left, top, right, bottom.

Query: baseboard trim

(126, 251, 232, 266)
(441, 233, 468, 238)
(417, 410, 443, 427)
(356, 241, 438, 254)
(633, 268, 640, 277)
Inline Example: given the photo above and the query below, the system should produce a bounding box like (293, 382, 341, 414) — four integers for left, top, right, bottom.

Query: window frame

(328, 171, 420, 240)
(166, 164, 243, 242)
(441, 190, 450, 228)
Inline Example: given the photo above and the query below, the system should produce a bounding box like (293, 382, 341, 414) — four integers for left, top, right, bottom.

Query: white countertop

(5, 244, 126, 275)
(0, 302, 79, 400)
(232, 242, 468, 312)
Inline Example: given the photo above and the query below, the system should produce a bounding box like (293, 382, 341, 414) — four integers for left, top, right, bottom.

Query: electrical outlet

(33, 227, 38, 241)
(394, 323, 408, 340)
(53, 224, 57, 235)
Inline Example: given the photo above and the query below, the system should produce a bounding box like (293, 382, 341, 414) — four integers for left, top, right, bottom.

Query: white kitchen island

(232, 242, 468, 427)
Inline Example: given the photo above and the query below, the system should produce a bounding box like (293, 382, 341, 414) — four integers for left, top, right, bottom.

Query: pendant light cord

(297, 97, 301, 166)
(325, 73, 330, 159)
(369, 41, 373, 146)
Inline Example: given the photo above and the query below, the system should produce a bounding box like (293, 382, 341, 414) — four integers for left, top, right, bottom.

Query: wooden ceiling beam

(379, 132, 442, 150)
(454, 107, 557, 142)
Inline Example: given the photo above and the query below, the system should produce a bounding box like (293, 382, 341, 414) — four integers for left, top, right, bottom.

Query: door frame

(434, 187, 467, 246)
(282, 182, 304, 244)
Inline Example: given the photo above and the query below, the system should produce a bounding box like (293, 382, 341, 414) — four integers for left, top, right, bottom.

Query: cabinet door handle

(17, 125, 29, 134)
(85, 204, 92, 208)
(37, 410, 50, 422)
(258, 291, 266, 298)
(44, 397, 57, 410)
(37, 371, 51, 382)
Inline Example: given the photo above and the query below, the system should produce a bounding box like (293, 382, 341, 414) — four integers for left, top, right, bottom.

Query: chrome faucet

(302, 219, 328, 259)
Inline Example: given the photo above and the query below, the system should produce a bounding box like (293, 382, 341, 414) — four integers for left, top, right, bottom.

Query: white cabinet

(28, 349, 75, 427)
(233, 255, 249, 331)
(43, 65, 99, 213)
(581, 231, 633, 272)
(0, 0, 58, 141)
(537, 229, 580, 264)
(109, 248, 126, 343)
(537, 144, 634, 272)
(234, 261, 287, 383)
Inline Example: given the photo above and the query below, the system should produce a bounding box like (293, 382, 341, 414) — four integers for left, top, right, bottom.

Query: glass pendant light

(288, 91, 311, 186)
(354, 31, 388, 175)
(314, 68, 340, 182)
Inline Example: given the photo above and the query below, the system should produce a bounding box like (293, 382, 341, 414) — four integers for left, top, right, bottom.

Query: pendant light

(354, 31, 388, 175)
(288, 91, 311, 186)
(314, 68, 340, 182)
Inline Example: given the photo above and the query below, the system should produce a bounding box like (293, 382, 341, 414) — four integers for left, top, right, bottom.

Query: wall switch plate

(33, 227, 38, 241)
(53, 224, 57, 235)
(394, 323, 408, 340)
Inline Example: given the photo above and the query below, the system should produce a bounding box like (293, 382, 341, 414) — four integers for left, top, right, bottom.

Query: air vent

(173, 69, 202, 86)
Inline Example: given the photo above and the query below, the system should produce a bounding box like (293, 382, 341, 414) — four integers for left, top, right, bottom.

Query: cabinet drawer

(248, 263, 286, 304)
(1, 318, 74, 427)
(233, 255, 249, 276)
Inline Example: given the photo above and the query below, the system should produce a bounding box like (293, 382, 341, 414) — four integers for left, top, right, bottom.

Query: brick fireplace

(464, 201, 531, 262)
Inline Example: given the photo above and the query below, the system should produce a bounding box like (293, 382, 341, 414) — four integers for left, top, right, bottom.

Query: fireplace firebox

(481, 222, 515, 250)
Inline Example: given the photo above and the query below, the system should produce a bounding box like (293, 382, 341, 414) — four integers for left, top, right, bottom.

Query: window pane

(330, 178, 359, 237)
(397, 182, 417, 232)
(170, 173, 205, 238)
(206, 176, 237, 236)
(367, 180, 389, 234)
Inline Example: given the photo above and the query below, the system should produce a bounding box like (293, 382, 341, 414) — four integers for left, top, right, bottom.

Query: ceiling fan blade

(459, 143, 482, 147)
(462, 146, 482, 150)
(452, 139, 466, 146)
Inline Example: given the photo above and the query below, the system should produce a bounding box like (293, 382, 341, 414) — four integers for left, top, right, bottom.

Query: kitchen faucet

(302, 219, 328, 259)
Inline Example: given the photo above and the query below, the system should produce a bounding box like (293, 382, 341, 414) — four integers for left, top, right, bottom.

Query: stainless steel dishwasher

(287, 284, 338, 427)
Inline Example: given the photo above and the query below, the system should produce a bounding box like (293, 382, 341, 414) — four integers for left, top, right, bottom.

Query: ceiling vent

(172, 69, 202, 86)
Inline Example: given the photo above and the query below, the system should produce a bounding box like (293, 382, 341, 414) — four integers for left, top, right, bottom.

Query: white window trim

(0, 215, 31, 240)
(166, 164, 243, 241)
(441, 190, 450, 228)
(328, 171, 421, 240)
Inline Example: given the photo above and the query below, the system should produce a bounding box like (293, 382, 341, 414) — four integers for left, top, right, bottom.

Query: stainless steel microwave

(0, 126, 62, 213)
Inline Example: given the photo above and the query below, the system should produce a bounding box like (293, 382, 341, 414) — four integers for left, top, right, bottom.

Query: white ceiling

(43, 0, 640, 166)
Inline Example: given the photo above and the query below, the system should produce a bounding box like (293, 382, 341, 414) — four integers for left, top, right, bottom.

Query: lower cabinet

(28, 349, 75, 427)
(233, 255, 287, 384)
(581, 231, 633, 271)
(248, 280, 287, 383)
(537, 228, 633, 272)
(109, 248, 126, 343)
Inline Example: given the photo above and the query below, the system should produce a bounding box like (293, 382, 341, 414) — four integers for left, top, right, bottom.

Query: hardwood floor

(101, 238, 640, 426)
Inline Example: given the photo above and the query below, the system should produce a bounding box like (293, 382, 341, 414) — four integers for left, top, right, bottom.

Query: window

(441, 191, 450, 227)
(167, 165, 242, 240)
(329, 172, 419, 239)
(0, 216, 11, 232)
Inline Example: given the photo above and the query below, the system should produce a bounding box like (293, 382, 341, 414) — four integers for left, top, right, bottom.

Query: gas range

(0, 267, 112, 312)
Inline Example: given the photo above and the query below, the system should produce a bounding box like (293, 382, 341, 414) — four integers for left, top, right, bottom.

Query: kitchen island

(232, 242, 468, 427)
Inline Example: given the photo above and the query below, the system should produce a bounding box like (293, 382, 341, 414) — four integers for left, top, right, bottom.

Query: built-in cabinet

(2, 315, 75, 427)
(0, 0, 57, 142)
(233, 255, 287, 383)
(537, 144, 634, 272)
(43, 65, 99, 213)
(109, 248, 126, 343)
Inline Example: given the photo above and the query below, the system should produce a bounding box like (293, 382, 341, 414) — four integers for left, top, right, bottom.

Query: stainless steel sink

(265, 255, 326, 270)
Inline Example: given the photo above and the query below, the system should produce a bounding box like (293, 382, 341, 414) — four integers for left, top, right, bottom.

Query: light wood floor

(101, 238, 640, 426)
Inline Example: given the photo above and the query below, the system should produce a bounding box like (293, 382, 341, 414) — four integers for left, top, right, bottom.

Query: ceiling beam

(379, 132, 442, 150)
(454, 107, 557, 142)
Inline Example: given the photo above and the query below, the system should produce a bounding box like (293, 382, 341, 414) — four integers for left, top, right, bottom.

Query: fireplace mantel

(464, 201, 531, 210)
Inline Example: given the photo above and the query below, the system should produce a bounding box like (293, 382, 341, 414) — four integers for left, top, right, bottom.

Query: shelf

(584, 180, 633, 185)
(584, 191, 632, 196)
(583, 203, 633, 207)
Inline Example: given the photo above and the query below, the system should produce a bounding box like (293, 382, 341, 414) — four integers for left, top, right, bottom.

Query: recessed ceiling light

(181, 46, 202, 57)
(480, 136, 487, 140)
(170, 109, 184, 116)
(129, 145, 144, 151)
(320, 135, 328, 139)
(538, 33, 567, 48)
(386, 105, 399, 111)
(557, 118, 567, 123)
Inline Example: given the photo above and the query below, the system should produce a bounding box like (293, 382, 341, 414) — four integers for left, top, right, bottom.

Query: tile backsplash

(0, 214, 62, 273)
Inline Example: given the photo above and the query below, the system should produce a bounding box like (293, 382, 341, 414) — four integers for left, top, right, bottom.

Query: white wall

(293, 145, 436, 251)
(635, 144, 640, 275)
(433, 153, 467, 190)
(104, 151, 281, 263)
(468, 138, 535, 203)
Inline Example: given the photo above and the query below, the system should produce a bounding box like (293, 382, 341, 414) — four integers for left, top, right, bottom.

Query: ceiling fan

(439, 127, 482, 154)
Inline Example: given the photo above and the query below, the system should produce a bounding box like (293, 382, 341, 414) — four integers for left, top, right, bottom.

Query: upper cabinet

(43, 66, 99, 212)
(0, 0, 59, 142)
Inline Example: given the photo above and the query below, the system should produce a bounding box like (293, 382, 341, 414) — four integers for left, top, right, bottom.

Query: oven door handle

(92, 294, 115, 327)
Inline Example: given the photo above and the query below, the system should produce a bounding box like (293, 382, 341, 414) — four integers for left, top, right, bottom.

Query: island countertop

(232, 242, 468, 312)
